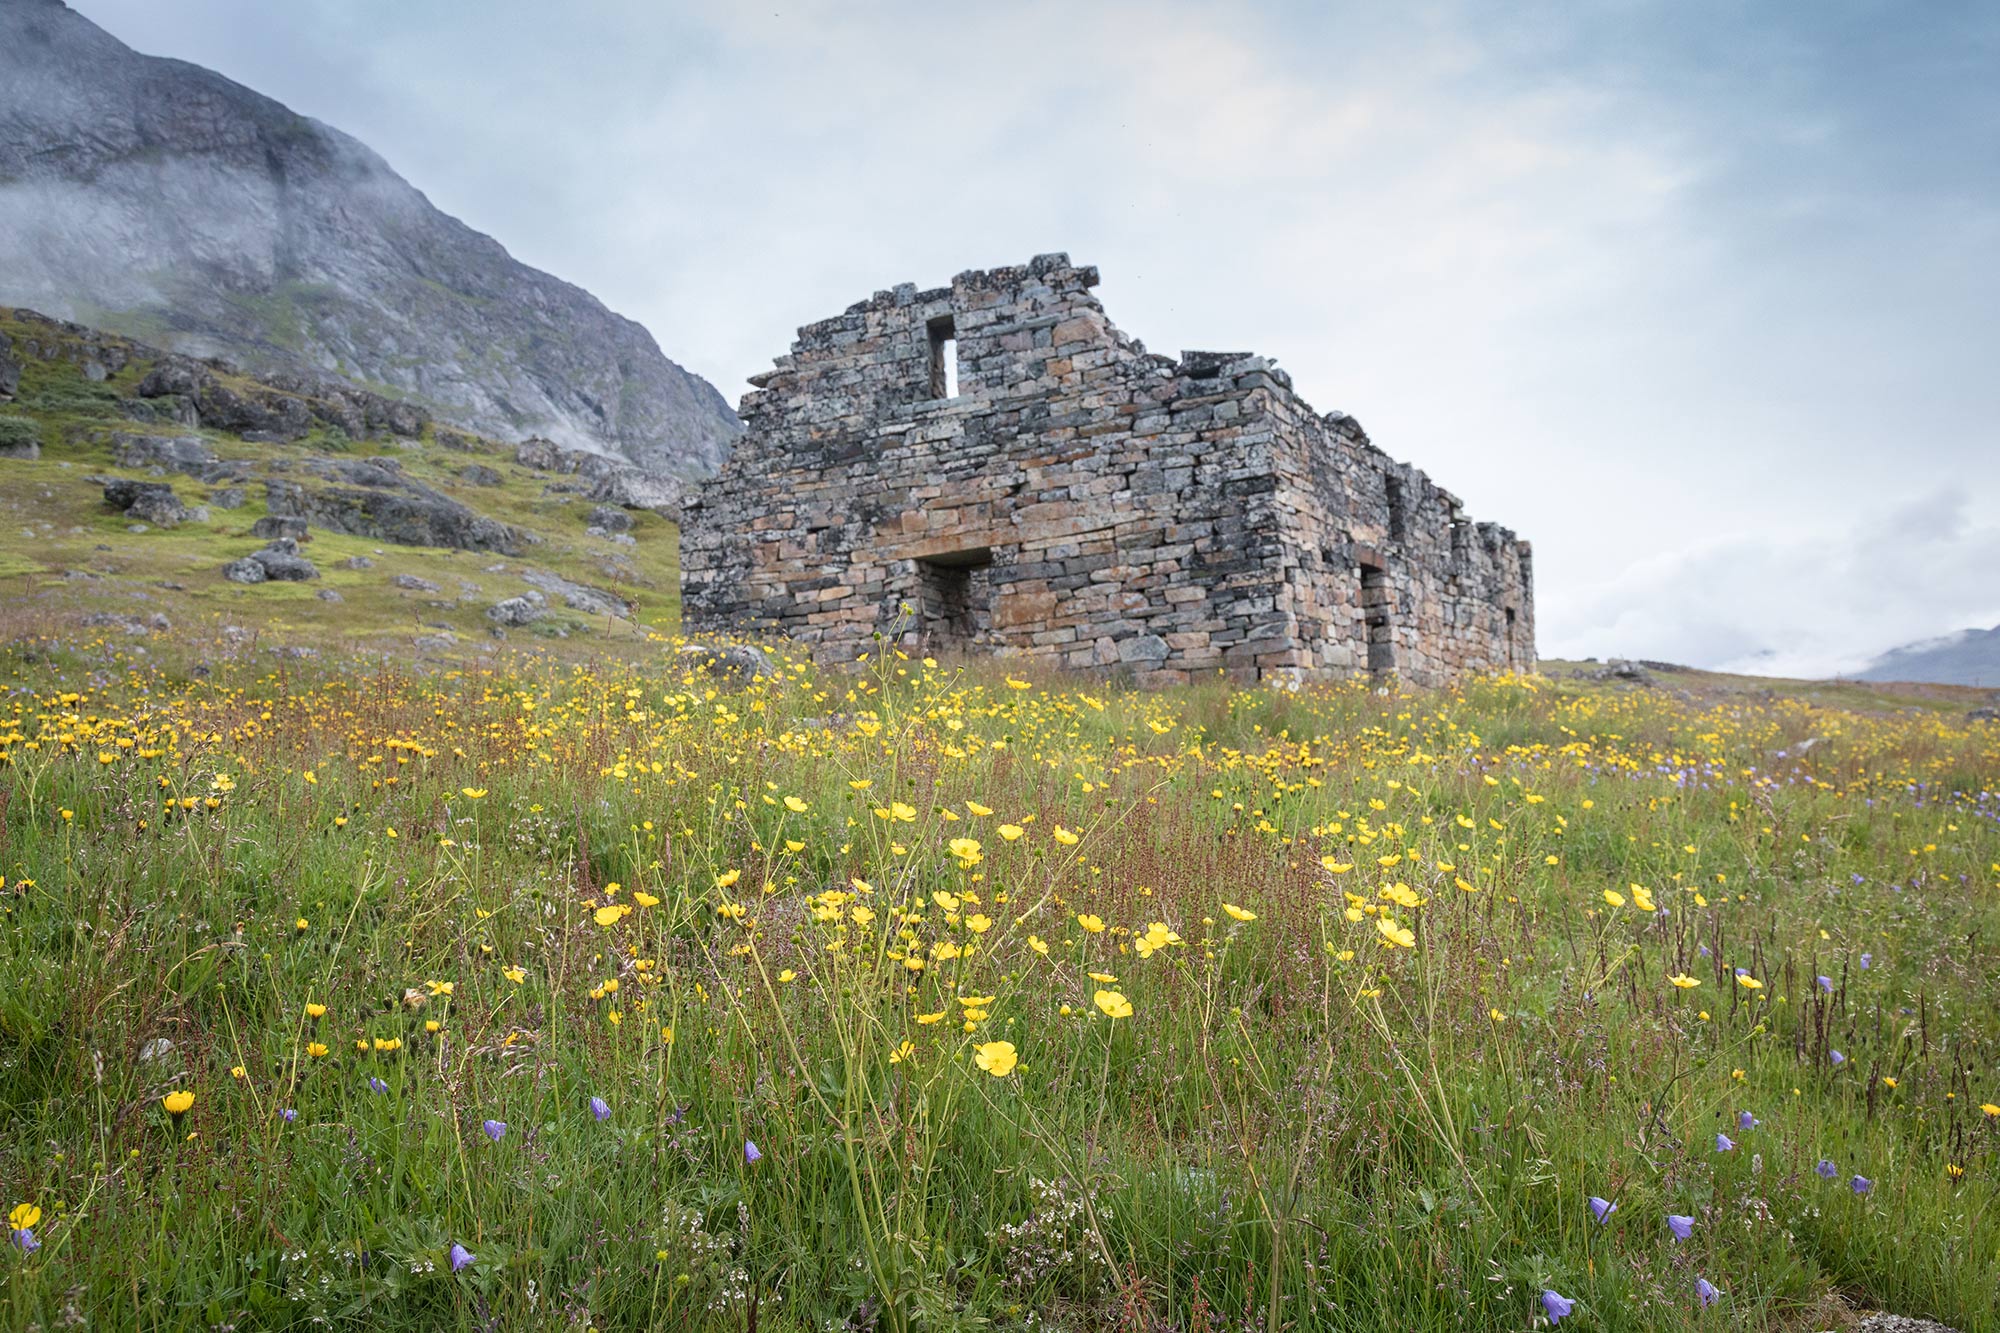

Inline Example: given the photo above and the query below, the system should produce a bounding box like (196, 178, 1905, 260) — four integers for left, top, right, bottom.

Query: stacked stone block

(681, 254, 1533, 687)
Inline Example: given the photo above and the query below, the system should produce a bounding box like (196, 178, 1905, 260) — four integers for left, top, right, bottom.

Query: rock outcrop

(222, 537, 317, 583)
(263, 458, 528, 555)
(0, 0, 739, 475)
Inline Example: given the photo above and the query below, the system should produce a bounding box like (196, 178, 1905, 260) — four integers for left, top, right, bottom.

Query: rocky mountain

(1855, 624, 2000, 687)
(0, 0, 738, 477)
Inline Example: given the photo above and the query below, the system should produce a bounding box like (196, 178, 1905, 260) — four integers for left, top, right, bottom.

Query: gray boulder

(485, 591, 547, 627)
(587, 504, 633, 533)
(678, 643, 778, 685)
(209, 487, 246, 510)
(222, 538, 318, 584)
(251, 515, 309, 541)
(0, 416, 38, 459)
(460, 463, 504, 487)
(110, 433, 220, 478)
(392, 573, 441, 593)
(103, 478, 189, 527)
(221, 557, 267, 585)
(262, 460, 528, 554)
(519, 568, 629, 618)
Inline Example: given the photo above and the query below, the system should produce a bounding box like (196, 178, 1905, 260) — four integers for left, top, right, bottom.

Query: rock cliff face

(0, 0, 738, 476)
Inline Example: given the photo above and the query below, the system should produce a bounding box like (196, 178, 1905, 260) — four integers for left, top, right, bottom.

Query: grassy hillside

(0, 635, 1996, 1331)
(0, 308, 682, 662)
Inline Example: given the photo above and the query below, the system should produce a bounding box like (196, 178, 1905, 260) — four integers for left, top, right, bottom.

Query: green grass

(0, 647, 1995, 1332)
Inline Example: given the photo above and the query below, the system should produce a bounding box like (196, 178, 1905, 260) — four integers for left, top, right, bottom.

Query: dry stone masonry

(681, 255, 1533, 687)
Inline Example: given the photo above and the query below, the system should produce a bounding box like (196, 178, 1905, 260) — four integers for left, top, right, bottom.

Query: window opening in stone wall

(927, 314, 958, 399)
(1386, 477, 1408, 543)
(1504, 606, 1518, 666)
(1360, 561, 1395, 677)
(917, 547, 991, 653)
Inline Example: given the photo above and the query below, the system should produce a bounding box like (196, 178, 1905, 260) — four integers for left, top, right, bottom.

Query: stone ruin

(680, 254, 1533, 687)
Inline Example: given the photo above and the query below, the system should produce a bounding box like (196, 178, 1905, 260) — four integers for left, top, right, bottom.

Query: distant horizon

(39, 0, 2000, 676)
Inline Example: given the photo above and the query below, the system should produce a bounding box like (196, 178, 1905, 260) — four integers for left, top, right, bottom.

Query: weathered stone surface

(519, 568, 629, 618)
(679, 643, 778, 685)
(588, 504, 633, 533)
(0, 416, 37, 458)
(682, 256, 1533, 686)
(103, 477, 189, 527)
(485, 591, 547, 627)
(233, 536, 318, 581)
(392, 574, 441, 593)
(110, 433, 228, 478)
(516, 437, 688, 515)
(262, 457, 528, 554)
(221, 556, 266, 584)
(460, 463, 504, 487)
(209, 487, 246, 510)
(251, 514, 309, 541)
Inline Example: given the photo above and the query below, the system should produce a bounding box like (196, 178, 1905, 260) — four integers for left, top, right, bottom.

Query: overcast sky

(70, 0, 2000, 675)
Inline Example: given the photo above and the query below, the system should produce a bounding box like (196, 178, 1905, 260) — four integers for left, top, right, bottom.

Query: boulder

(485, 591, 547, 627)
(392, 573, 441, 593)
(678, 643, 778, 685)
(110, 433, 222, 478)
(210, 487, 246, 510)
(587, 504, 633, 533)
(342, 555, 375, 570)
(221, 557, 267, 585)
(460, 463, 504, 487)
(519, 568, 629, 618)
(0, 335, 19, 399)
(248, 537, 319, 582)
(251, 515, 310, 541)
(103, 478, 189, 527)
(262, 459, 528, 554)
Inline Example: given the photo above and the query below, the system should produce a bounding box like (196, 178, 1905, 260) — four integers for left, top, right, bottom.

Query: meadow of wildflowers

(1, 640, 1997, 1331)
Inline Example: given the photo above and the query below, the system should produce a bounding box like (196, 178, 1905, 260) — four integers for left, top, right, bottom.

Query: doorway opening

(917, 547, 991, 652)
(1360, 561, 1395, 677)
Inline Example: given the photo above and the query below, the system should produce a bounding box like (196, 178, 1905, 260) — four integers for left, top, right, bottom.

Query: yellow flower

(889, 1040, 915, 1064)
(9, 1202, 41, 1231)
(783, 795, 809, 813)
(1736, 974, 1763, 990)
(1883, 1076, 1898, 1089)
(1602, 889, 1626, 908)
(230, 1065, 247, 1080)
(1669, 974, 1701, 989)
(1093, 989, 1133, 1019)
(460, 788, 487, 800)
(503, 966, 526, 985)
(1004, 677, 1032, 690)
(1088, 971, 1118, 983)
(1630, 884, 1657, 912)
(1053, 826, 1080, 846)
(426, 980, 454, 997)
(1028, 935, 1050, 955)
(1076, 914, 1105, 934)
(305, 1002, 327, 1018)
(974, 1041, 1019, 1077)
(778, 969, 797, 983)
(948, 837, 983, 865)
(716, 869, 742, 889)
(966, 800, 993, 817)
(965, 913, 993, 934)
(162, 1090, 194, 1118)
(916, 1010, 946, 1025)
(1320, 856, 1353, 873)
(295, 918, 309, 932)
(633, 891, 660, 907)
(850, 904, 875, 926)
(1981, 1103, 2000, 1117)
(306, 1042, 329, 1058)
(1376, 916, 1416, 949)
(593, 904, 629, 927)
(848, 778, 873, 790)
(1222, 903, 1257, 923)
(998, 824, 1025, 841)
(1488, 1008, 1505, 1022)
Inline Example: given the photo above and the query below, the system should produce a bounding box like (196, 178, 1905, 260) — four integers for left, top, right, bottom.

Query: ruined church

(680, 254, 1533, 687)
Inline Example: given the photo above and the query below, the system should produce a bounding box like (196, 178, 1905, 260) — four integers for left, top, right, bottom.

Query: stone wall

(681, 254, 1533, 687)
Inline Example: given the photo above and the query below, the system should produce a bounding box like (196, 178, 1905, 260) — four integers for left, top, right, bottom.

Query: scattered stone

(110, 433, 224, 478)
(262, 457, 528, 554)
(210, 487, 246, 510)
(1857, 1315, 1963, 1333)
(222, 538, 318, 584)
(485, 591, 547, 627)
(392, 573, 441, 593)
(316, 588, 343, 603)
(459, 463, 504, 487)
(678, 643, 778, 685)
(102, 478, 190, 527)
(342, 555, 375, 570)
(1591, 659, 1654, 685)
(1969, 706, 1999, 723)
(0, 416, 39, 459)
(587, 504, 633, 533)
(413, 632, 458, 653)
(519, 568, 629, 618)
(251, 515, 310, 541)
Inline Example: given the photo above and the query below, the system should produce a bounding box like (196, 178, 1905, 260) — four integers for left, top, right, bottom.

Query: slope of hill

(1855, 624, 2000, 687)
(0, 306, 692, 661)
(0, 0, 738, 477)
